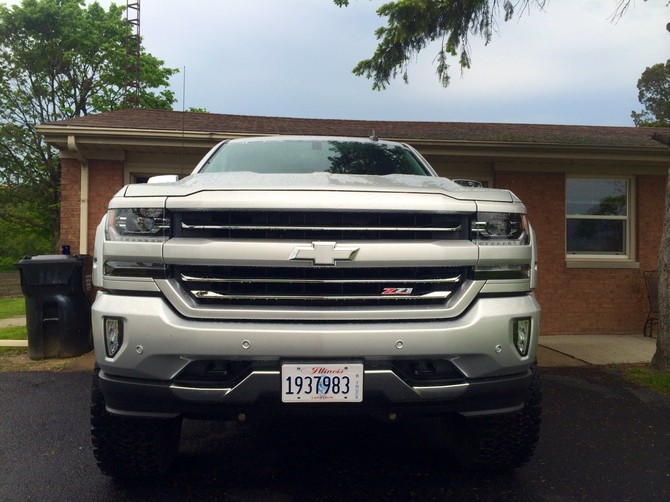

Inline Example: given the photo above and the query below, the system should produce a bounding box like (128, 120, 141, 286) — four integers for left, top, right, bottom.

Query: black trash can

(15, 255, 93, 360)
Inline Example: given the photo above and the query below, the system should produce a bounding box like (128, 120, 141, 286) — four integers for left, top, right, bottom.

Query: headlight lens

(106, 208, 170, 242)
(471, 212, 528, 245)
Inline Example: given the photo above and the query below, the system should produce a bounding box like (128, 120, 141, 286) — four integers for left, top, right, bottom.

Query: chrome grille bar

(182, 223, 462, 233)
(175, 265, 465, 306)
(192, 291, 453, 301)
(181, 273, 462, 285)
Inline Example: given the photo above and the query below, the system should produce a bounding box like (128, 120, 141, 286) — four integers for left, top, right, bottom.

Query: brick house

(37, 108, 670, 336)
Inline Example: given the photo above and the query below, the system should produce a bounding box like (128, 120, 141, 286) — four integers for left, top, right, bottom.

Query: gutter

(37, 124, 670, 163)
(37, 124, 244, 143)
(67, 135, 89, 255)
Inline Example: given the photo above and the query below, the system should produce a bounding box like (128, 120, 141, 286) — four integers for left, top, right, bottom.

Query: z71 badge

(381, 287, 414, 295)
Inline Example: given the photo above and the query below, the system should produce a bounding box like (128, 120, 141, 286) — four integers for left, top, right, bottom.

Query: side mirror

(147, 175, 179, 184)
(452, 179, 483, 188)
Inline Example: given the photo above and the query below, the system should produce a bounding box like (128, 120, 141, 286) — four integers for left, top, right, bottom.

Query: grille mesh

(174, 210, 468, 240)
(171, 210, 469, 308)
(175, 265, 465, 307)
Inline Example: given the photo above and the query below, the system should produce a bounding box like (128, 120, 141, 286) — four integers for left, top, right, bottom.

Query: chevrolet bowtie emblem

(289, 241, 360, 266)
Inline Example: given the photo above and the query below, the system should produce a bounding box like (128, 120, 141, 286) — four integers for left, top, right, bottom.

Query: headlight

(106, 208, 170, 242)
(471, 212, 528, 245)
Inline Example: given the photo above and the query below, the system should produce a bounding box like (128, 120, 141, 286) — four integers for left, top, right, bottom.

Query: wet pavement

(1, 365, 669, 501)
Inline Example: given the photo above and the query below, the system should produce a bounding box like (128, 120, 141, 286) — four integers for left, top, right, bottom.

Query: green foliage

(0, 221, 52, 269)
(0, 0, 178, 258)
(632, 60, 670, 127)
(334, 0, 546, 89)
(0, 185, 55, 264)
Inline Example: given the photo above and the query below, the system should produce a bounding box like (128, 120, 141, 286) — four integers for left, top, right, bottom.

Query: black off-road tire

(90, 369, 182, 478)
(447, 364, 542, 470)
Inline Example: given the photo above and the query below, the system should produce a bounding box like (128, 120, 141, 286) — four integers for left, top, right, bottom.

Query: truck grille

(169, 209, 471, 310)
(173, 210, 469, 240)
(174, 265, 465, 307)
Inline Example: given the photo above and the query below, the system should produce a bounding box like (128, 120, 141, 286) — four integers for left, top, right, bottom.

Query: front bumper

(98, 367, 533, 420)
(92, 292, 540, 419)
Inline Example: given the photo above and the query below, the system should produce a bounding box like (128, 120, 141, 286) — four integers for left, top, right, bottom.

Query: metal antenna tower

(125, 0, 141, 107)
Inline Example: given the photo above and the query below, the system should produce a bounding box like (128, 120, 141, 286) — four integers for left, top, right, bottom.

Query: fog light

(513, 318, 531, 357)
(104, 317, 124, 358)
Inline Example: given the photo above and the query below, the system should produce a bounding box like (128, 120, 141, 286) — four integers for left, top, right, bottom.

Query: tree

(334, 0, 547, 90)
(654, 169, 670, 369)
(652, 131, 670, 370)
(0, 0, 177, 255)
(632, 60, 670, 127)
(334, 0, 649, 90)
(335, 0, 670, 370)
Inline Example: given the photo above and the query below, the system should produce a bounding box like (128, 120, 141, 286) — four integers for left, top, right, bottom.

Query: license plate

(281, 363, 363, 403)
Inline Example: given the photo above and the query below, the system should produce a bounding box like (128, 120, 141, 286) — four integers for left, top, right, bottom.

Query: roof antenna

(370, 130, 378, 141)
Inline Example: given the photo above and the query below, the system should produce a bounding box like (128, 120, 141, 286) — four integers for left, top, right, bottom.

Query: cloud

(60, 1, 670, 125)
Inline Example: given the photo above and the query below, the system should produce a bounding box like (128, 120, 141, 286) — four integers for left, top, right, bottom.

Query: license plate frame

(281, 362, 363, 403)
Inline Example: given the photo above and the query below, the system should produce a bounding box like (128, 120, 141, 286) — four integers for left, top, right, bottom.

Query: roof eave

(36, 124, 670, 163)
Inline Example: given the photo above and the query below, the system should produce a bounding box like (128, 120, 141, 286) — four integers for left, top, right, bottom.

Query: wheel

(446, 364, 542, 470)
(90, 368, 182, 478)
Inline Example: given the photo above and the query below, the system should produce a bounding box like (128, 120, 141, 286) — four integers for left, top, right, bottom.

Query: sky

(5, 0, 670, 126)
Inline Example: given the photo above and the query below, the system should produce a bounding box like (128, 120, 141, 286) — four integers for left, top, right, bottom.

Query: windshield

(199, 139, 430, 176)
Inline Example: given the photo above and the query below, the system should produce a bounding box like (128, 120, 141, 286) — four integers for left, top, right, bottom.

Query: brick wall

(496, 171, 666, 335)
(87, 160, 124, 249)
(59, 156, 665, 336)
(59, 159, 124, 254)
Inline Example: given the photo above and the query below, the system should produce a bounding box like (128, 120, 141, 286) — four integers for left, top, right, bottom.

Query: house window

(566, 177, 631, 258)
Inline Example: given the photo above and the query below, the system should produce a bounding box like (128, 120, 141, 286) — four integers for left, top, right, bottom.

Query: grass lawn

(0, 297, 28, 353)
(625, 366, 670, 396)
(0, 325, 27, 340)
(0, 297, 25, 318)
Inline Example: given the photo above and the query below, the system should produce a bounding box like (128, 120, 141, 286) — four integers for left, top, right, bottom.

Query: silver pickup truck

(90, 136, 541, 477)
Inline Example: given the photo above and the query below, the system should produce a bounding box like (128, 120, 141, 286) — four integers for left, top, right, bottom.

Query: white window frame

(565, 175, 637, 268)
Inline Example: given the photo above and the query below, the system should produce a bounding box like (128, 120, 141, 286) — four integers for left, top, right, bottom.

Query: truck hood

(120, 172, 517, 203)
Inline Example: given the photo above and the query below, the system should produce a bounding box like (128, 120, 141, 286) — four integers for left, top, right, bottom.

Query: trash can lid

(17, 255, 78, 266)
(29, 255, 74, 261)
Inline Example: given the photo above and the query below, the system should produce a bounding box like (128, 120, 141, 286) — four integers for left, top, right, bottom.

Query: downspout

(67, 135, 89, 254)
